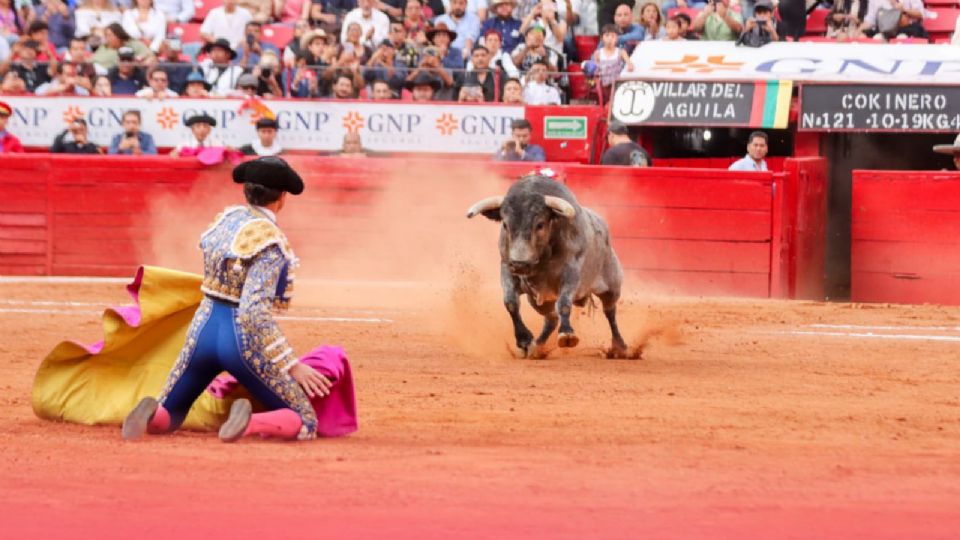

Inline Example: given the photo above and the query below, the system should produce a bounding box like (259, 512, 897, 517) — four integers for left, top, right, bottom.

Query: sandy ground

(1, 278, 959, 540)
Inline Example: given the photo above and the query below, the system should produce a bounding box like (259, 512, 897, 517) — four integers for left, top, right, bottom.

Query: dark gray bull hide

(466, 176, 633, 359)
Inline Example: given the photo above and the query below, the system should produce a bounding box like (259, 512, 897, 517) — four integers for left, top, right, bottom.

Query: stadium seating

(192, 0, 223, 23)
(925, 7, 960, 37)
(262, 25, 295, 50)
(574, 35, 599, 64)
(168, 22, 204, 44)
(805, 8, 830, 35)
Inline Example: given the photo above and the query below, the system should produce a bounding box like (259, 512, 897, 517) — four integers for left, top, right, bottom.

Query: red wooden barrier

(852, 170, 960, 304)
(0, 155, 826, 299)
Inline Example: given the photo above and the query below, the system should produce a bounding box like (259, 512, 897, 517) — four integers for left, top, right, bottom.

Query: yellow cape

(31, 266, 239, 430)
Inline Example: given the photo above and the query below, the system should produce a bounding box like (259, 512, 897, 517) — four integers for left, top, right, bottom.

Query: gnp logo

(653, 54, 744, 74)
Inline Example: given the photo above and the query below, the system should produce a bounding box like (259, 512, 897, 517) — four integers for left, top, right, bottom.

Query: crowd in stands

(0, 0, 956, 106)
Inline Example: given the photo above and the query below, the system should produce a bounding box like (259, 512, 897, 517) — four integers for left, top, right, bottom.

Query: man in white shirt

(341, 0, 391, 47)
(728, 131, 769, 172)
(434, 0, 482, 52)
(200, 0, 253, 49)
(155, 0, 195, 23)
(135, 67, 179, 98)
(522, 60, 561, 105)
(200, 39, 246, 96)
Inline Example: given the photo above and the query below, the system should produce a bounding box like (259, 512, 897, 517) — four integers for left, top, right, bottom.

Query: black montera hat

(232, 156, 304, 195)
(185, 113, 217, 127)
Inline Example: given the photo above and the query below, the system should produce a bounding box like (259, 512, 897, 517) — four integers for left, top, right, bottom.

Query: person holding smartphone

(108, 109, 158, 155)
(493, 118, 546, 162)
(51, 118, 101, 154)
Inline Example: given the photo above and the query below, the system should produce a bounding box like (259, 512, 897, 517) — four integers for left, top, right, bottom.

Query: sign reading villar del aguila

(800, 84, 960, 132)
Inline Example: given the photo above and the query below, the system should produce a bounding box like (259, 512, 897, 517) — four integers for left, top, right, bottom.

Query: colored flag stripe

(773, 80, 793, 128)
(748, 80, 768, 127)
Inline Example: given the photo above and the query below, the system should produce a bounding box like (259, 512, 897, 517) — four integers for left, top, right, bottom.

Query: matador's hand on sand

(290, 362, 333, 398)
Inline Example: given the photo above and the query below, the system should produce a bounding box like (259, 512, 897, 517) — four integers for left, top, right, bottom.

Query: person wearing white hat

(933, 134, 960, 170)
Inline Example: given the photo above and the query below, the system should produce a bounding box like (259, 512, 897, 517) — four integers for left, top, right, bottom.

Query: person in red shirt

(0, 101, 24, 153)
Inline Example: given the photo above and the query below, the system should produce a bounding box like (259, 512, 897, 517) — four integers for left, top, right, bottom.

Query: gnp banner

(1, 96, 525, 153)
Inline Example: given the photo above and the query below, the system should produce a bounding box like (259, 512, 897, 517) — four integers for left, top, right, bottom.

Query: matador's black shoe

(219, 398, 252, 443)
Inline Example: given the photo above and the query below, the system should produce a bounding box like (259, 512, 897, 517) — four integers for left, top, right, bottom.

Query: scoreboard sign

(799, 84, 960, 132)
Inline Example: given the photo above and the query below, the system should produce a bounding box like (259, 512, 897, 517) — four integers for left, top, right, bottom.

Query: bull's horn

(544, 196, 576, 218)
(465, 196, 504, 218)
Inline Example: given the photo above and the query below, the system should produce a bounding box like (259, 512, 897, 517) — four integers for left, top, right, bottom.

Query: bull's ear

(466, 196, 504, 221)
(544, 196, 576, 219)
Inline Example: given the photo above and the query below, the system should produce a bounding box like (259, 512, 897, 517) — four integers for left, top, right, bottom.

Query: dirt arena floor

(2, 276, 959, 540)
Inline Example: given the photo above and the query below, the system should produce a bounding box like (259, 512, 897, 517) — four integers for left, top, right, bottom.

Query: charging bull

(466, 175, 634, 359)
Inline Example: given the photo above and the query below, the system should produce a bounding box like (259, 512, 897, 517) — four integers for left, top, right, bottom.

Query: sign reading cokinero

(800, 84, 960, 132)
(2, 96, 525, 152)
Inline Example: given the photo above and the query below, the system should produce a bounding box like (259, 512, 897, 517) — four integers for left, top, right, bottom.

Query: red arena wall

(0, 155, 826, 300)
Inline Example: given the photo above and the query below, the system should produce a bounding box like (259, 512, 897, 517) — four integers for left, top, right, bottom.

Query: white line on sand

(0, 307, 392, 324)
(810, 323, 960, 332)
(770, 330, 960, 342)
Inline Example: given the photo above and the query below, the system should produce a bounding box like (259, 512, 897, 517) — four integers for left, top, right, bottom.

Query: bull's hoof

(604, 344, 642, 360)
(557, 332, 579, 348)
(515, 342, 549, 359)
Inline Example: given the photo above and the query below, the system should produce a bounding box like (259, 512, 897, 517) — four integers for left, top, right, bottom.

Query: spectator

(589, 24, 633, 102)
(493, 118, 545, 161)
(250, 51, 283, 97)
(200, 38, 245, 95)
(403, 0, 431, 46)
(239, 117, 283, 156)
(512, 26, 561, 73)
(338, 132, 367, 157)
(282, 19, 312, 66)
(286, 51, 322, 97)
(737, 0, 778, 46)
(328, 71, 358, 98)
(405, 45, 455, 100)
(675, 12, 698, 40)
(405, 70, 441, 101)
(10, 41, 52, 93)
(341, 0, 390, 47)
(182, 70, 211, 97)
(428, 23, 464, 70)
(661, 0, 708, 17)
(0, 101, 23, 153)
(370, 77, 394, 99)
(155, 0, 194, 23)
(663, 16, 685, 40)
(435, 0, 482, 52)
(156, 38, 192, 92)
(236, 21, 281, 69)
(365, 39, 407, 96)
(109, 110, 158, 155)
(636, 1, 664, 40)
(200, 0, 253, 49)
(75, 0, 123, 40)
(827, 0, 868, 41)
(36, 62, 92, 95)
(237, 0, 272, 22)
(122, 0, 167, 52)
(107, 46, 148, 94)
(135, 66, 178, 98)
(729, 131, 769, 171)
(93, 73, 113, 95)
(25, 20, 60, 62)
(302, 0, 340, 36)
(612, 3, 643, 48)
(475, 29, 519, 78)
(340, 21, 374, 63)
(170, 113, 223, 156)
(520, 0, 568, 51)
(459, 45, 496, 101)
(92, 22, 154, 70)
(63, 38, 102, 86)
(501, 76, 524, 103)
(51, 118, 101, 154)
(458, 83, 484, 101)
(0, 35, 8, 63)
(573, 0, 597, 38)
(0, 0, 23, 41)
(691, 0, 743, 41)
(481, 0, 524, 53)
(375, 0, 404, 19)
(601, 120, 649, 166)
(522, 60, 560, 104)
(296, 29, 334, 68)
(860, 0, 927, 40)
(933, 134, 960, 170)
(235, 72, 261, 96)
(322, 45, 365, 92)
(0, 71, 29, 95)
(389, 21, 421, 69)
(278, 0, 308, 23)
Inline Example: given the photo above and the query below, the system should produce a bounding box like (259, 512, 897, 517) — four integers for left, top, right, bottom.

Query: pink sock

(243, 408, 303, 440)
(147, 405, 171, 434)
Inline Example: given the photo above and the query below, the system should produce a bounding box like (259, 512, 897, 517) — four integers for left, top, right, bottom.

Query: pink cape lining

(178, 146, 244, 166)
(83, 267, 358, 438)
(207, 346, 359, 438)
